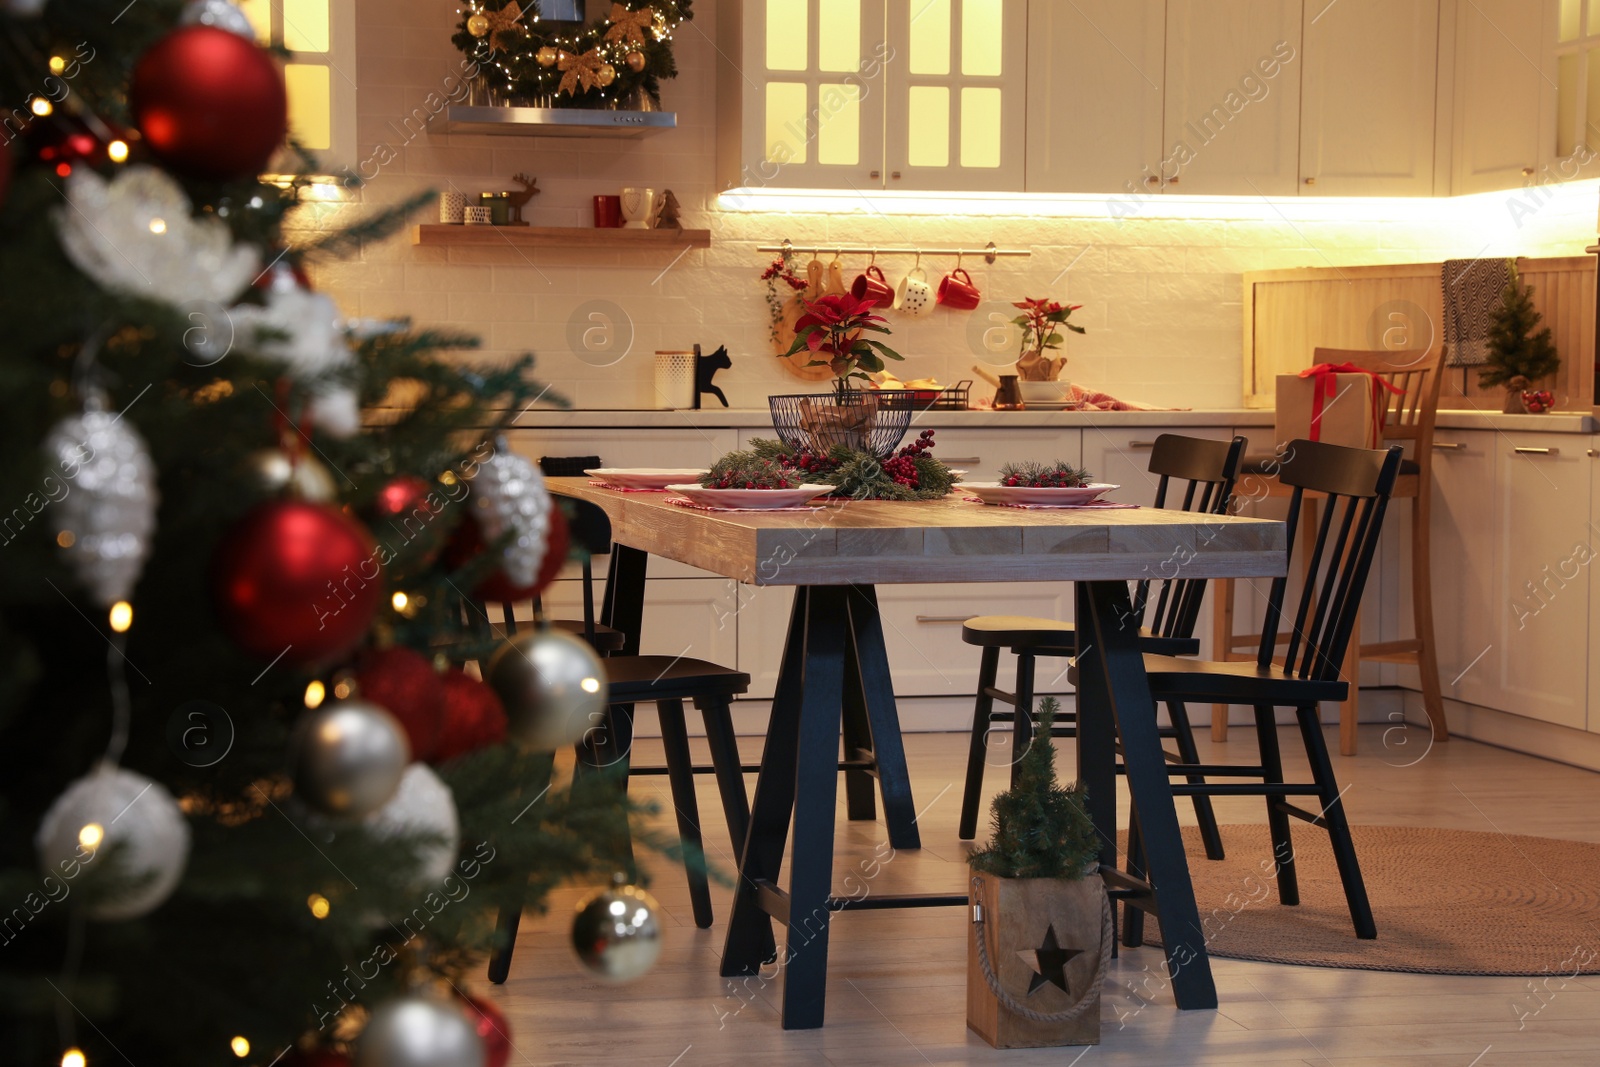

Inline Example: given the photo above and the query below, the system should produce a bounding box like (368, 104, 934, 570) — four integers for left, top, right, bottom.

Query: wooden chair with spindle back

(1210, 346, 1447, 755)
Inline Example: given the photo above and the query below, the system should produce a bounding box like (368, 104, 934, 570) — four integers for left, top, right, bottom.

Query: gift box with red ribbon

(1274, 363, 1405, 451)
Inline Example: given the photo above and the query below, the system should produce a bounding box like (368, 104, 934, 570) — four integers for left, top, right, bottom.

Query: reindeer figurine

(505, 173, 540, 225)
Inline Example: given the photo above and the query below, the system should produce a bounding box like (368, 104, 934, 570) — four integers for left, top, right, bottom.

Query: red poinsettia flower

(782, 291, 902, 383)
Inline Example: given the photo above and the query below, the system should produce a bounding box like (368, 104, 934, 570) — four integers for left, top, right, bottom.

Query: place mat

(664, 496, 819, 513)
(1133, 824, 1600, 977)
(960, 496, 1140, 510)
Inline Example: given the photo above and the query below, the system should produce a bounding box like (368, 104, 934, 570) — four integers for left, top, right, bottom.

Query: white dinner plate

(664, 483, 835, 510)
(585, 468, 709, 490)
(963, 482, 1120, 507)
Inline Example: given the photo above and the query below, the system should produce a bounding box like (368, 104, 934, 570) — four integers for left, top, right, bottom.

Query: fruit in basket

(998, 460, 1095, 489)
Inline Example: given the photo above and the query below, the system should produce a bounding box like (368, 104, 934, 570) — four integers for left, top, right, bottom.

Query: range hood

(443, 105, 676, 138)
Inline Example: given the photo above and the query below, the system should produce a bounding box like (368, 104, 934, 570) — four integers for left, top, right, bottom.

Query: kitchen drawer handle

(1129, 440, 1158, 449)
(940, 457, 982, 464)
(1431, 442, 1467, 451)
(1513, 447, 1558, 456)
(1590, 448, 1598, 458)
(916, 614, 976, 624)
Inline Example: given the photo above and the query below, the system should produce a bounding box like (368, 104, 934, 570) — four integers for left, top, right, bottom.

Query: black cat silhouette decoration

(694, 345, 732, 409)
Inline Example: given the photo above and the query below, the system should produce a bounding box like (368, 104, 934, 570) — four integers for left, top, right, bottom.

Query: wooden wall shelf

(413, 225, 711, 250)
(443, 105, 676, 138)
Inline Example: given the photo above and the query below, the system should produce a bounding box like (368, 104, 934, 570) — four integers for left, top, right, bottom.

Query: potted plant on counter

(772, 292, 909, 456)
(1478, 263, 1560, 414)
(967, 698, 1111, 1049)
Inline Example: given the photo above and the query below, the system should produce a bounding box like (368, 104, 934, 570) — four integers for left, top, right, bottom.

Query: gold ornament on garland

(536, 45, 558, 67)
(596, 63, 617, 87)
(625, 50, 645, 72)
(467, 12, 490, 36)
(557, 48, 605, 96)
(474, 1, 525, 39)
(605, 3, 655, 45)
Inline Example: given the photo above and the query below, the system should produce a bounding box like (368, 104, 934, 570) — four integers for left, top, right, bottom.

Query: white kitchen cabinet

(1451, 0, 1553, 194)
(1425, 430, 1499, 711)
(1024, 0, 1166, 194)
(1299, 0, 1439, 196)
(717, 0, 1027, 193)
(1488, 431, 1589, 729)
(537, 577, 739, 668)
(1162, 0, 1304, 196)
(1588, 440, 1600, 731)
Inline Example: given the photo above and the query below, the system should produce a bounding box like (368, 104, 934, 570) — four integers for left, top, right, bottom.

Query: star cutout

(1016, 923, 1082, 996)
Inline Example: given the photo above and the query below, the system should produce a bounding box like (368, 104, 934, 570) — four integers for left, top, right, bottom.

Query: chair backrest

(1135, 434, 1247, 640)
(537, 457, 613, 637)
(1310, 346, 1444, 453)
(1258, 439, 1404, 682)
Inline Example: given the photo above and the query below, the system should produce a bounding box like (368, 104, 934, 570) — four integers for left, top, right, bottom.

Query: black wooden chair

(1121, 438, 1402, 946)
(535, 456, 624, 653)
(957, 434, 1246, 861)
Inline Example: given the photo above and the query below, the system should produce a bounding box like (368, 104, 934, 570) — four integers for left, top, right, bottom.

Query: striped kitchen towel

(1442, 258, 1512, 366)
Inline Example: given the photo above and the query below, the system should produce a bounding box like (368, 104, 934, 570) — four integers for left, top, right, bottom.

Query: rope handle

(970, 876, 1113, 1025)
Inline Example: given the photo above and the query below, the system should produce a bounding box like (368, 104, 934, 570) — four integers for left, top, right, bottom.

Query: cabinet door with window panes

(1452, 0, 1552, 194)
(1552, 0, 1600, 181)
(883, 0, 1027, 192)
(724, 0, 1025, 192)
(239, 0, 355, 174)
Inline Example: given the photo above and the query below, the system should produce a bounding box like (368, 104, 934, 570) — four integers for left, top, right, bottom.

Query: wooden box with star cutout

(967, 872, 1105, 1048)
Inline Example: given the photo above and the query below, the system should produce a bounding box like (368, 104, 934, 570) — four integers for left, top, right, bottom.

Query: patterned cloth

(1442, 258, 1512, 367)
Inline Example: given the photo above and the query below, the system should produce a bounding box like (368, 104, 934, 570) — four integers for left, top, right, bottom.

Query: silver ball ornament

(487, 628, 608, 752)
(36, 763, 190, 920)
(178, 0, 256, 37)
(243, 447, 337, 502)
(572, 882, 663, 982)
(44, 397, 158, 607)
(471, 445, 553, 591)
(364, 763, 460, 887)
(356, 996, 485, 1067)
(290, 700, 410, 818)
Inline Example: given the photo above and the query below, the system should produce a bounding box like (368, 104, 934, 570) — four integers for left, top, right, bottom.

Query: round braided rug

(1136, 825, 1600, 976)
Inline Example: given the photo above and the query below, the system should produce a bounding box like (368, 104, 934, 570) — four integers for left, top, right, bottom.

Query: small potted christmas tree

(966, 699, 1112, 1048)
(1479, 263, 1560, 413)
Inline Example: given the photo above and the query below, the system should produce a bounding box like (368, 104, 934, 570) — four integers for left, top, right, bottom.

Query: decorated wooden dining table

(544, 477, 1287, 1030)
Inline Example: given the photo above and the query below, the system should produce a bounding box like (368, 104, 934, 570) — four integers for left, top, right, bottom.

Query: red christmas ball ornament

(368, 475, 448, 566)
(130, 25, 287, 180)
(445, 505, 570, 604)
(461, 995, 513, 1067)
(355, 646, 446, 760)
(211, 501, 383, 667)
(432, 669, 508, 763)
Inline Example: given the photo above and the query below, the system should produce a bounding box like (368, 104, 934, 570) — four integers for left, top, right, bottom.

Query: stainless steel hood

(443, 105, 676, 138)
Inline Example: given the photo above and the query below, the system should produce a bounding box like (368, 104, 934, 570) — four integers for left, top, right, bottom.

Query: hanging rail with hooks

(756, 240, 1030, 266)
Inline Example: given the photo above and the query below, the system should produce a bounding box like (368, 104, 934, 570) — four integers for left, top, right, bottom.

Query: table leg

(721, 588, 808, 979)
(840, 622, 877, 824)
(845, 585, 921, 851)
(1078, 580, 1218, 1010)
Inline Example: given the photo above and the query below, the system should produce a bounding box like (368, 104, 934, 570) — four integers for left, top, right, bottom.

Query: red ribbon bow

(1297, 362, 1405, 446)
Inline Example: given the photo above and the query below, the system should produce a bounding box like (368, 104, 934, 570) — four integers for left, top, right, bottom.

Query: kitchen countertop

(503, 407, 1598, 433)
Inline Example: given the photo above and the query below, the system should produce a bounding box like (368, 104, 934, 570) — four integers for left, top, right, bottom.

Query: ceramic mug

(937, 267, 981, 311)
(851, 265, 895, 308)
(593, 195, 623, 228)
(897, 266, 934, 317)
(620, 186, 657, 229)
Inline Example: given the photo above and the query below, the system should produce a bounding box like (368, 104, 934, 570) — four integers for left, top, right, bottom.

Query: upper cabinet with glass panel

(239, 0, 356, 173)
(1553, 0, 1600, 178)
(716, 0, 1026, 192)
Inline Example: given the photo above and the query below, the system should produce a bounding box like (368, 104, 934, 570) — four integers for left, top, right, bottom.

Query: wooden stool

(1211, 348, 1448, 755)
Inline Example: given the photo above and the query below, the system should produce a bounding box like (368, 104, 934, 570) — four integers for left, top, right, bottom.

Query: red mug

(593, 195, 623, 228)
(937, 267, 981, 310)
(850, 265, 895, 308)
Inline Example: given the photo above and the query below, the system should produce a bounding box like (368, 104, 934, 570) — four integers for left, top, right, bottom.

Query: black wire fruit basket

(768, 388, 916, 458)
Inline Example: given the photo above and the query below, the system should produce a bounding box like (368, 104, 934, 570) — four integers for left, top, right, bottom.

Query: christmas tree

(0, 3, 655, 1065)
(968, 699, 1100, 880)
(1478, 263, 1560, 391)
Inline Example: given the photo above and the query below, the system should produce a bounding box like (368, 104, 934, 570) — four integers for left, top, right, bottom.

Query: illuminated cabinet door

(1025, 0, 1165, 194)
(1545, 0, 1600, 186)
(1162, 0, 1303, 196)
(1452, 0, 1553, 194)
(239, 0, 356, 173)
(735, 0, 889, 190)
(1299, 0, 1438, 196)
(884, 0, 1027, 192)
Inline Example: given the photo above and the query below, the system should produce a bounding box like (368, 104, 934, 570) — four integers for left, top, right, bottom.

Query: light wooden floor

(486, 723, 1600, 1066)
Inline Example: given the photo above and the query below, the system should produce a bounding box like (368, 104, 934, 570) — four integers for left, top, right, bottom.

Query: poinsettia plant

(1012, 296, 1085, 381)
(783, 292, 903, 384)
